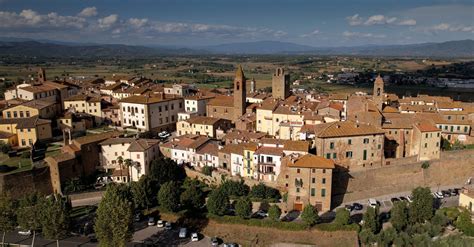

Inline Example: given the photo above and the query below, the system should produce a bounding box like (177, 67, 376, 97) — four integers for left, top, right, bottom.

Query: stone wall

(0, 166, 53, 197)
(332, 149, 474, 205)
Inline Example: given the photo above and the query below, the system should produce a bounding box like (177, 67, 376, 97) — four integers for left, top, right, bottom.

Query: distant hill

(0, 38, 472, 58)
(0, 40, 199, 58)
(202, 41, 315, 54)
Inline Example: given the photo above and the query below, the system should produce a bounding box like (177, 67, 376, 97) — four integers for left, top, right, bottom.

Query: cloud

(0, 9, 86, 29)
(397, 19, 417, 26)
(128, 18, 148, 28)
(78, 7, 98, 17)
(300, 29, 320, 38)
(343, 31, 386, 39)
(429, 23, 474, 33)
(98, 14, 118, 29)
(346, 14, 363, 26)
(347, 14, 417, 26)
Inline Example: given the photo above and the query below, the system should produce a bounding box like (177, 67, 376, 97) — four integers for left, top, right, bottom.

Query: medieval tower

(233, 65, 247, 122)
(373, 75, 384, 111)
(38, 68, 46, 83)
(272, 68, 290, 99)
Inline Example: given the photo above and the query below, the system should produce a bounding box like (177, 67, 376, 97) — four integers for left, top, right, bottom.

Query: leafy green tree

(268, 205, 281, 221)
(411, 233, 431, 247)
(220, 180, 249, 198)
(149, 157, 186, 184)
(393, 232, 410, 247)
(390, 201, 408, 231)
(431, 210, 449, 227)
(94, 184, 134, 247)
(359, 228, 376, 245)
(40, 194, 70, 247)
(362, 206, 379, 234)
(180, 179, 205, 210)
(158, 181, 181, 212)
(235, 197, 252, 219)
(455, 209, 474, 236)
(130, 176, 155, 210)
(409, 187, 433, 223)
(376, 227, 397, 246)
(421, 161, 430, 169)
(334, 208, 351, 226)
(249, 183, 281, 200)
(0, 194, 16, 246)
(0, 141, 12, 154)
(207, 188, 229, 216)
(301, 204, 319, 227)
(17, 193, 44, 247)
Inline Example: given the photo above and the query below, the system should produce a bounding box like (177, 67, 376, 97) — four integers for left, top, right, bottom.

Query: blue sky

(0, 0, 473, 46)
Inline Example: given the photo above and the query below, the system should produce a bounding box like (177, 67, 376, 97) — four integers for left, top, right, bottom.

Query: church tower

(373, 75, 384, 111)
(233, 65, 246, 122)
(272, 68, 290, 99)
(38, 68, 46, 83)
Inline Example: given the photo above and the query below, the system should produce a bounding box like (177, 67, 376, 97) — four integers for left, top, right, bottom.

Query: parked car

(435, 192, 444, 199)
(449, 189, 458, 196)
(399, 196, 408, 202)
(158, 131, 171, 139)
(352, 203, 363, 211)
(179, 228, 187, 238)
(368, 198, 378, 208)
(255, 210, 268, 217)
(390, 197, 400, 203)
(165, 222, 172, 230)
(18, 229, 31, 236)
(210, 237, 219, 246)
(191, 232, 199, 242)
(406, 195, 413, 203)
(147, 217, 155, 226)
(344, 204, 353, 211)
(442, 190, 451, 197)
(157, 220, 164, 228)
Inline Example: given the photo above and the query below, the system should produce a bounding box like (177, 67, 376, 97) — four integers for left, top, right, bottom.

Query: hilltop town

(0, 64, 472, 245)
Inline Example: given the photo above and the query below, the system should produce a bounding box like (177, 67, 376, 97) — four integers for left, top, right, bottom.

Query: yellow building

(176, 116, 232, 138)
(0, 117, 52, 147)
(2, 99, 57, 119)
(64, 94, 103, 123)
(459, 188, 474, 214)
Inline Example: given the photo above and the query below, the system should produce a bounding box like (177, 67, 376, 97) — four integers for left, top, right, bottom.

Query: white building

(100, 138, 160, 182)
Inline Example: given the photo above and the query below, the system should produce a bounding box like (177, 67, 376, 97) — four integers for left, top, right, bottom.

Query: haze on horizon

(0, 0, 473, 47)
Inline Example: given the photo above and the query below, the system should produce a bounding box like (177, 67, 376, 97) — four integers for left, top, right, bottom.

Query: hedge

(208, 214, 307, 231)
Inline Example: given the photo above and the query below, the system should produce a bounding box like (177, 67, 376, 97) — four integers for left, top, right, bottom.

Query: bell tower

(272, 68, 290, 99)
(233, 65, 246, 122)
(373, 75, 384, 111)
(38, 68, 46, 83)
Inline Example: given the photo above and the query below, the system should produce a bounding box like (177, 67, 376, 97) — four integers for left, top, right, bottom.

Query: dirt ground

(202, 221, 358, 247)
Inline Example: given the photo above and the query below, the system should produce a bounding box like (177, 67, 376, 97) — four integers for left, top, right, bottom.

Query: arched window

(377, 88, 381, 96)
(236, 82, 240, 90)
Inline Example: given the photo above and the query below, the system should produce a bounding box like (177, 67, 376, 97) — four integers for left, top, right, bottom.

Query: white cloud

(19, 9, 42, 25)
(346, 14, 363, 26)
(429, 23, 474, 33)
(343, 31, 386, 39)
(0, 9, 86, 29)
(397, 19, 417, 26)
(98, 14, 118, 29)
(300, 29, 320, 38)
(128, 18, 148, 28)
(347, 14, 417, 26)
(78, 7, 98, 17)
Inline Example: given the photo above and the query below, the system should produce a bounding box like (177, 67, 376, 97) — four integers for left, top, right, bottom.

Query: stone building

(272, 68, 290, 100)
(278, 153, 335, 213)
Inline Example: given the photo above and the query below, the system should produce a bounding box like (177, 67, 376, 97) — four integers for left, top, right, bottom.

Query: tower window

(377, 88, 381, 96)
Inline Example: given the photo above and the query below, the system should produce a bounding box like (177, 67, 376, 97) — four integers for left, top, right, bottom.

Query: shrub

(334, 208, 350, 226)
(0, 141, 12, 154)
(421, 161, 430, 169)
(20, 151, 31, 159)
(207, 214, 306, 231)
(268, 205, 281, 221)
(249, 183, 281, 201)
(359, 229, 376, 245)
(235, 197, 252, 219)
(301, 204, 318, 227)
(207, 188, 229, 216)
(202, 166, 213, 176)
(220, 180, 249, 198)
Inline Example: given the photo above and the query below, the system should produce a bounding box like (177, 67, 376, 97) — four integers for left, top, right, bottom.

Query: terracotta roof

(18, 99, 55, 109)
(186, 116, 223, 125)
(100, 137, 135, 146)
(254, 146, 284, 156)
(65, 94, 101, 102)
(185, 95, 215, 101)
(128, 139, 160, 152)
(314, 121, 385, 138)
(74, 131, 122, 145)
(0, 131, 15, 139)
(382, 106, 399, 113)
(196, 142, 219, 156)
(102, 82, 126, 91)
(120, 94, 181, 104)
(222, 129, 267, 142)
(207, 95, 234, 107)
(0, 117, 50, 128)
(414, 122, 440, 132)
(286, 154, 335, 169)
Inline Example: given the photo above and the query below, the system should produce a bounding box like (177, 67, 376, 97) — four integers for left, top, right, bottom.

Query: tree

(94, 184, 134, 247)
(409, 187, 433, 223)
(40, 194, 70, 247)
(158, 181, 181, 212)
(362, 206, 379, 234)
(455, 209, 474, 237)
(124, 158, 133, 184)
(130, 176, 155, 210)
(376, 227, 397, 246)
(249, 183, 281, 200)
(359, 229, 375, 245)
(149, 157, 186, 185)
(421, 161, 430, 169)
(301, 204, 319, 227)
(202, 166, 213, 176)
(334, 208, 351, 226)
(207, 188, 229, 216)
(235, 197, 252, 219)
(220, 180, 249, 198)
(390, 201, 408, 231)
(0, 194, 16, 247)
(0, 141, 11, 154)
(17, 193, 44, 247)
(268, 205, 281, 221)
(180, 179, 205, 210)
